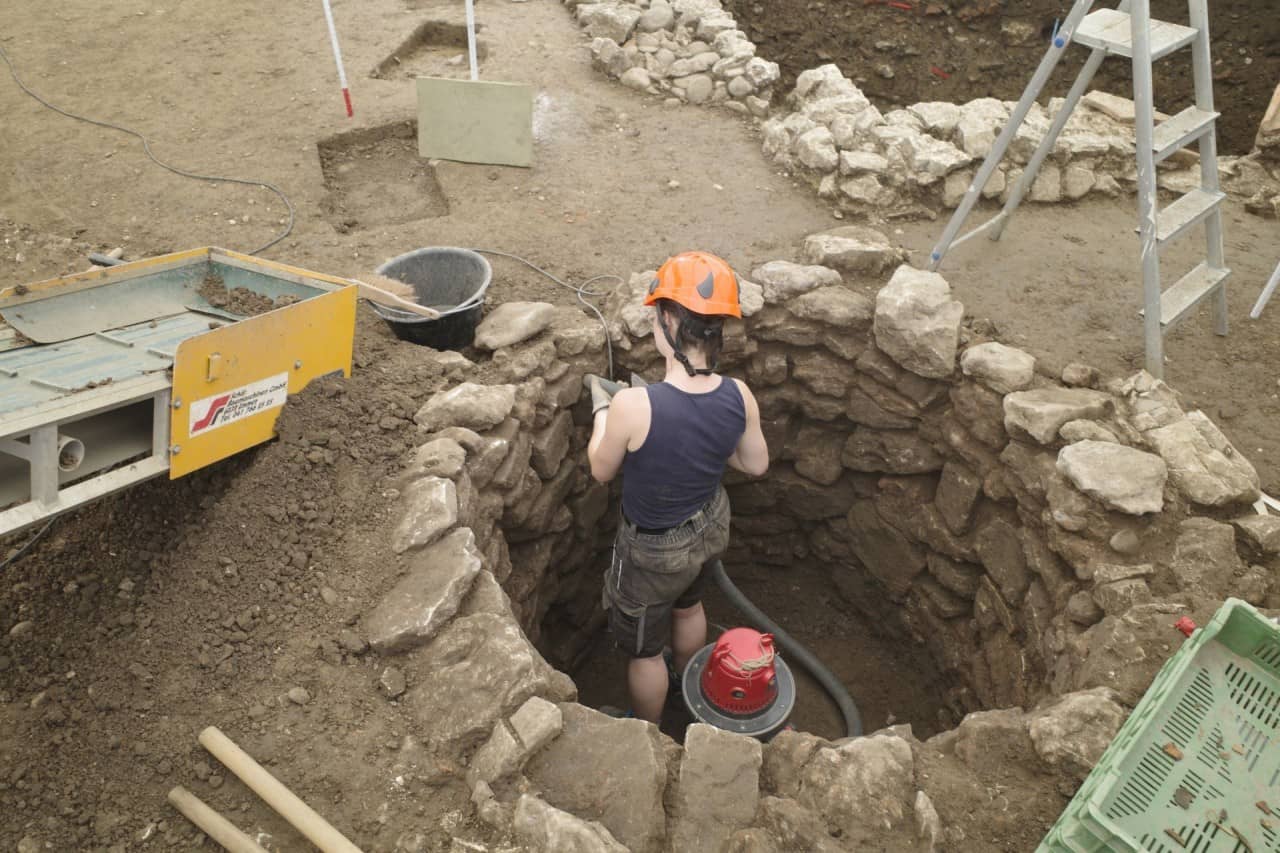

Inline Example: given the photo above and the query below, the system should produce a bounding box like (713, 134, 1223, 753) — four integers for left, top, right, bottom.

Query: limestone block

(672, 725, 762, 852)
(512, 795, 628, 852)
(762, 729, 824, 799)
(1028, 165, 1062, 203)
(792, 350, 853, 398)
(842, 428, 943, 474)
(392, 476, 459, 553)
(1003, 388, 1111, 444)
(801, 226, 901, 275)
(750, 260, 842, 303)
(743, 56, 779, 88)
(1232, 515, 1280, 555)
(798, 735, 915, 837)
(927, 552, 982, 598)
(468, 696, 564, 787)
(1028, 688, 1126, 783)
(408, 438, 467, 480)
(790, 424, 846, 486)
(954, 707, 1033, 767)
(908, 101, 962, 137)
(955, 98, 1009, 158)
(960, 342, 1035, 394)
(1056, 440, 1167, 515)
(1145, 411, 1260, 507)
(577, 3, 643, 43)
(847, 501, 927, 598)
(637, 2, 674, 32)
(367, 528, 482, 653)
(530, 411, 573, 479)
(915, 576, 969, 617)
(840, 174, 887, 206)
(758, 797, 845, 853)
(1063, 165, 1096, 200)
(934, 461, 982, 535)
(1066, 590, 1104, 625)
(1170, 517, 1242, 597)
(474, 302, 556, 350)
(846, 385, 917, 429)
(787, 285, 874, 330)
(1082, 90, 1136, 123)
(1093, 578, 1153, 615)
(416, 383, 517, 432)
(839, 150, 890, 176)
(404, 613, 573, 748)
(1059, 419, 1119, 444)
(975, 516, 1030, 603)
(796, 127, 839, 172)
(527, 704, 669, 853)
(873, 265, 963, 379)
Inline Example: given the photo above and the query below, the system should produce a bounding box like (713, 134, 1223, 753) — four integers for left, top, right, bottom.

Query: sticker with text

(189, 372, 289, 436)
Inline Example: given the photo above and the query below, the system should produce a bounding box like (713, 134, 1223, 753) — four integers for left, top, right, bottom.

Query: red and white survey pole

(321, 0, 353, 117)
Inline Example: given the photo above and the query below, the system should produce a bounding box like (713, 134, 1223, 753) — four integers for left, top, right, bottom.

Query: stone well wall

(590, 243, 1278, 716)
(360, 243, 1280, 851)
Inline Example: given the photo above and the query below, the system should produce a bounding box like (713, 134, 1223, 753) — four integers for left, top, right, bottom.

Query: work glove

(583, 374, 625, 414)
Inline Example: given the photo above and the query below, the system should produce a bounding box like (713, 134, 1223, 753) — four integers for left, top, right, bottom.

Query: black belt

(624, 513, 686, 536)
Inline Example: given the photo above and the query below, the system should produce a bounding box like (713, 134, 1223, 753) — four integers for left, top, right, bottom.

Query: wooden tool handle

(167, 786, 269, 853)
(353, 281, 441, 320)
(199, 726, 364, 853)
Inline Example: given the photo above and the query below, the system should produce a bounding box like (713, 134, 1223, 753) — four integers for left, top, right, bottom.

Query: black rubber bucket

(371, 247, 492, 350)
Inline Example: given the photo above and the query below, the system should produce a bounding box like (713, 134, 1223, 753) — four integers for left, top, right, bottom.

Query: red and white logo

(188, 372, 290, 437)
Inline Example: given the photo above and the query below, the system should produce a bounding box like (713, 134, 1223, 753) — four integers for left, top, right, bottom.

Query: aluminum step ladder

(928, 0, 1228, 380)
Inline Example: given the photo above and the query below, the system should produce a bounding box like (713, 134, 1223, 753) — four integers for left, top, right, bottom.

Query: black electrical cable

(0, 42, 295, 256)
(0, 519, 54, 572)
(710, 559, 864, 737)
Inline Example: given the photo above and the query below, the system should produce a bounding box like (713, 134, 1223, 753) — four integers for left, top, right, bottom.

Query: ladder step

(1156, 188, 1225, 246)
(1152, 106, 1218, 162)
(1160, 263, 1230, 328)
(1074, 9, 1198, 61)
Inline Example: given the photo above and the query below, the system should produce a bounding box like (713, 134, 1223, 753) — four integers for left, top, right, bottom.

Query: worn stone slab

(416, 383, 517, 432)
(802, 226, 901, 275)
(1232, 515, 1280, 554)
(1028, 688, 1126, 782)
(975, 516, 1030, 603)
(847, 501, 927, 599)
(1145, 412, 1260, 507)
(1057, 440, 1167, 515)
(512, 795, 628, 853)
(1170, 517, 1242, 597)
(798, 734, 915, 838)
(474, 301, 556, 350)
(526, 704, 669, 853)
(1003, 388, 1111, 444)
(1093, 578, 1153, 615)
(404, 613, 573, 748)
(960, 342, 1036, 394)
(530, 411, 573, 479)
(409, 438, 467, 480)
(468, 696, 564, 787)
(672, 724, 762, 852)
(392, 476, 459, 553)
(873, 265, 963, 379)
(367, 527, 482, 653)
(751, 260, 843, 304)
(842, 428, 944, 474)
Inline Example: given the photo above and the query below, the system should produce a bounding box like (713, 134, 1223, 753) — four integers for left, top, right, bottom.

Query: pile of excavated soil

(0, 317, 497, 851)
(724, 0, 1279, 155)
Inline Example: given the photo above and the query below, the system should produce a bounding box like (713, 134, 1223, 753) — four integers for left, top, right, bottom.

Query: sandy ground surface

(2, 0, 1279, 848)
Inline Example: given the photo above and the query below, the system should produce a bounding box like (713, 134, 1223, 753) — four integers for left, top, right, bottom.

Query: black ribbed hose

(710, 559, 864, 737)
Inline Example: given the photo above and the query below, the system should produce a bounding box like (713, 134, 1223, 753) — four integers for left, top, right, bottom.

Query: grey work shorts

(602, 486, 731, 659)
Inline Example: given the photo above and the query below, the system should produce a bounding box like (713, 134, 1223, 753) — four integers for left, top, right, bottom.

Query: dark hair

(656, 298, 725, 367)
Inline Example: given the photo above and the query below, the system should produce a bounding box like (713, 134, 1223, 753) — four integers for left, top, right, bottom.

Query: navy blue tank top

(621, 379, 746, 529)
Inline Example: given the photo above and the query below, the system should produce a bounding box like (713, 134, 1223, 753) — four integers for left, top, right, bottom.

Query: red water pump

(682, 627, 795, 740)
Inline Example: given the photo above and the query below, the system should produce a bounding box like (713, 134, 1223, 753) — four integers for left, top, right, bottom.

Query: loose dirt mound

(0, 318, 490, 851)
(724, 0, 1279, 155)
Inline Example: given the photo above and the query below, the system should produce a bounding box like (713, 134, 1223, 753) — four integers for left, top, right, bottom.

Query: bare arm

(726, 379, 769, 477)
(587, 387, 642, 483)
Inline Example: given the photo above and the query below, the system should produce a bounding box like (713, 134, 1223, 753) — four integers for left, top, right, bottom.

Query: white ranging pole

(465, 0, 480, 82)
(321, 0, 354, 117)
(1250, 260, 1280, 320)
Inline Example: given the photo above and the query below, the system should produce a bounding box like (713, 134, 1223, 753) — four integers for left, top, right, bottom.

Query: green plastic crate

(1039, 599, 1280, 853)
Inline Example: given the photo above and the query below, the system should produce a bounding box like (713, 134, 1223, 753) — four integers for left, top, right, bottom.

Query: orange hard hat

(644, 251, 742, 319)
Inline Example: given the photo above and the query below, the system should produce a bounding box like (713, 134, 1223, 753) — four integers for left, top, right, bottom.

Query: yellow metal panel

(168, 286, 356, 478)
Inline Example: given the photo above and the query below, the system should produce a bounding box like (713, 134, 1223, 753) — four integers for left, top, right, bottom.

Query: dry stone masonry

(336, 225, 1279, 849)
